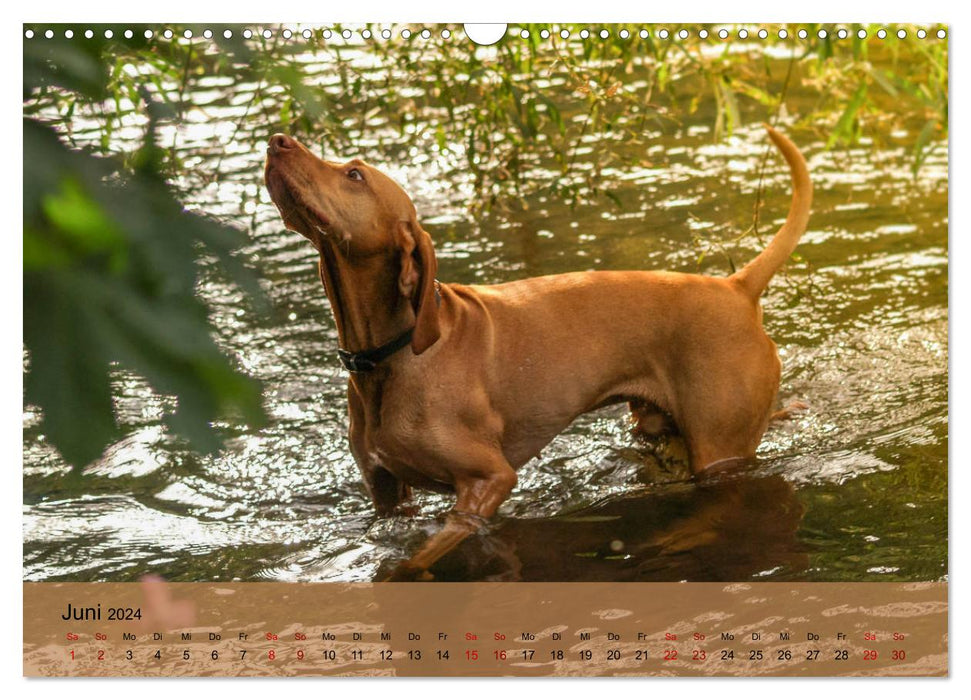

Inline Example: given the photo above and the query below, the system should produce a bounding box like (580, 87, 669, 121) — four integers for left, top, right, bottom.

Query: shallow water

(23, 38, 948, 582)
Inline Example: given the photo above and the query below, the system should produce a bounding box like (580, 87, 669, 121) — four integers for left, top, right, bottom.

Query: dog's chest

(372, 447, 455, 493)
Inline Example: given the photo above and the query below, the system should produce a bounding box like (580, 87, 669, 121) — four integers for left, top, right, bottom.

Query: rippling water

(23, 39, 948, 582)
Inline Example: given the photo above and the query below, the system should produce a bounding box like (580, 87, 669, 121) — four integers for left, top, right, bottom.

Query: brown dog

(264, 126, 811, 580)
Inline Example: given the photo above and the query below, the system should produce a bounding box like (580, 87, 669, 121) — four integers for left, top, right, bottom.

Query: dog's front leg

(366, 467, 413, 517)
(348, 384, 411, 516)
(385, 449, 517, 581)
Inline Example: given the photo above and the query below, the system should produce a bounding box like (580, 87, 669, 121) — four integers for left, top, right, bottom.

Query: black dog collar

(337, 283, 442, 373)
(338, 329, 415, 373)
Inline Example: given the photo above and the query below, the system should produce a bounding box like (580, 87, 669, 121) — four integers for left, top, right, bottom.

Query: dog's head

(264, 134, 439, 353)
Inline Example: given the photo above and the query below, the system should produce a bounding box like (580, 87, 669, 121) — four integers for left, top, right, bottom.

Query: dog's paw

(394, 503, 420, 517)
(770, 400, 809, 422)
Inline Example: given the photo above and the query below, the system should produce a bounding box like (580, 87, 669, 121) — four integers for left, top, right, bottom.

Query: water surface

(23, 38, 948, 582)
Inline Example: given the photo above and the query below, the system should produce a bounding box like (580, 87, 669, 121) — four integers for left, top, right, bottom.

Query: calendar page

(22, 22, 948, 678)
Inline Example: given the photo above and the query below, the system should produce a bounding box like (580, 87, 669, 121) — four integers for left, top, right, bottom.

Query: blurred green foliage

(241, 22, 947, 209)
(23, 23, 948, 470)
(24, 27, 268, 469)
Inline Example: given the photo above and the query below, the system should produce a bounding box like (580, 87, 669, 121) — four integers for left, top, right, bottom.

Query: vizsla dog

(264, 125, 811, 580)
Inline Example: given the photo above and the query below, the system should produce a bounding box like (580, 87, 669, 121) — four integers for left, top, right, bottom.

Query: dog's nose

(268, 133, 297, 155)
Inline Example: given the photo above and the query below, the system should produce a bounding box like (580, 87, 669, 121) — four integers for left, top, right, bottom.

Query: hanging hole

(464, 24, 507, 46)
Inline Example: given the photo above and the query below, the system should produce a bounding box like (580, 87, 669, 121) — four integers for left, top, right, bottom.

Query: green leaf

(827, 83, 868, 148)
(912, 118, 939, 176)
(23, 273, 117, 468)
(41, 177, 127, 268)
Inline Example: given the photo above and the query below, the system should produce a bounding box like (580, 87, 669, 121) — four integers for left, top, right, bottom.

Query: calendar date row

(66, 646, 910, 663)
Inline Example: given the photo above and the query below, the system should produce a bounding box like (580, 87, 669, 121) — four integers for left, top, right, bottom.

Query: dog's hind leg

(677, 340, 781, 475)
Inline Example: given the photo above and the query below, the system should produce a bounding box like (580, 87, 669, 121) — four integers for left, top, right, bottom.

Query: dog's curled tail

(732, 125, 812, 298)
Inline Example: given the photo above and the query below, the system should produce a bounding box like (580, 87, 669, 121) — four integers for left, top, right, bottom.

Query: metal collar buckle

(337, 327, 415, 374)
(337, 350, 377, 373)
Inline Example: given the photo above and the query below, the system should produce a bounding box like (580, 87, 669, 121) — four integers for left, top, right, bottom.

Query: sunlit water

(23, 42, 948, 582)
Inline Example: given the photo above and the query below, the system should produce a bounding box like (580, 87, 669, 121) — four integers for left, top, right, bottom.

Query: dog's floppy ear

(397, 220, 440, 354)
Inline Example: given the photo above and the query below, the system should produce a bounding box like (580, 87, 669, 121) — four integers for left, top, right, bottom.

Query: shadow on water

(401, 470, 807, 582)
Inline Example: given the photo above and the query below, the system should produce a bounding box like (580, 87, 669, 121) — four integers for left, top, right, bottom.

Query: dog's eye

(347, 168, 364, 181)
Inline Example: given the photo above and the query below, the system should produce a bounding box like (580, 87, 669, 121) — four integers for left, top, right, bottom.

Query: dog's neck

(316, 242, 415, 354)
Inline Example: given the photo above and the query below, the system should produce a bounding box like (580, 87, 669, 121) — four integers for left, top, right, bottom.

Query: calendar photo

(22, 22, 948, 677)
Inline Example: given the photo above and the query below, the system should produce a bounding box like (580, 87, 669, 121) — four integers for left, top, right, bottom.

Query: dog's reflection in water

(379, 470, 806, 582)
